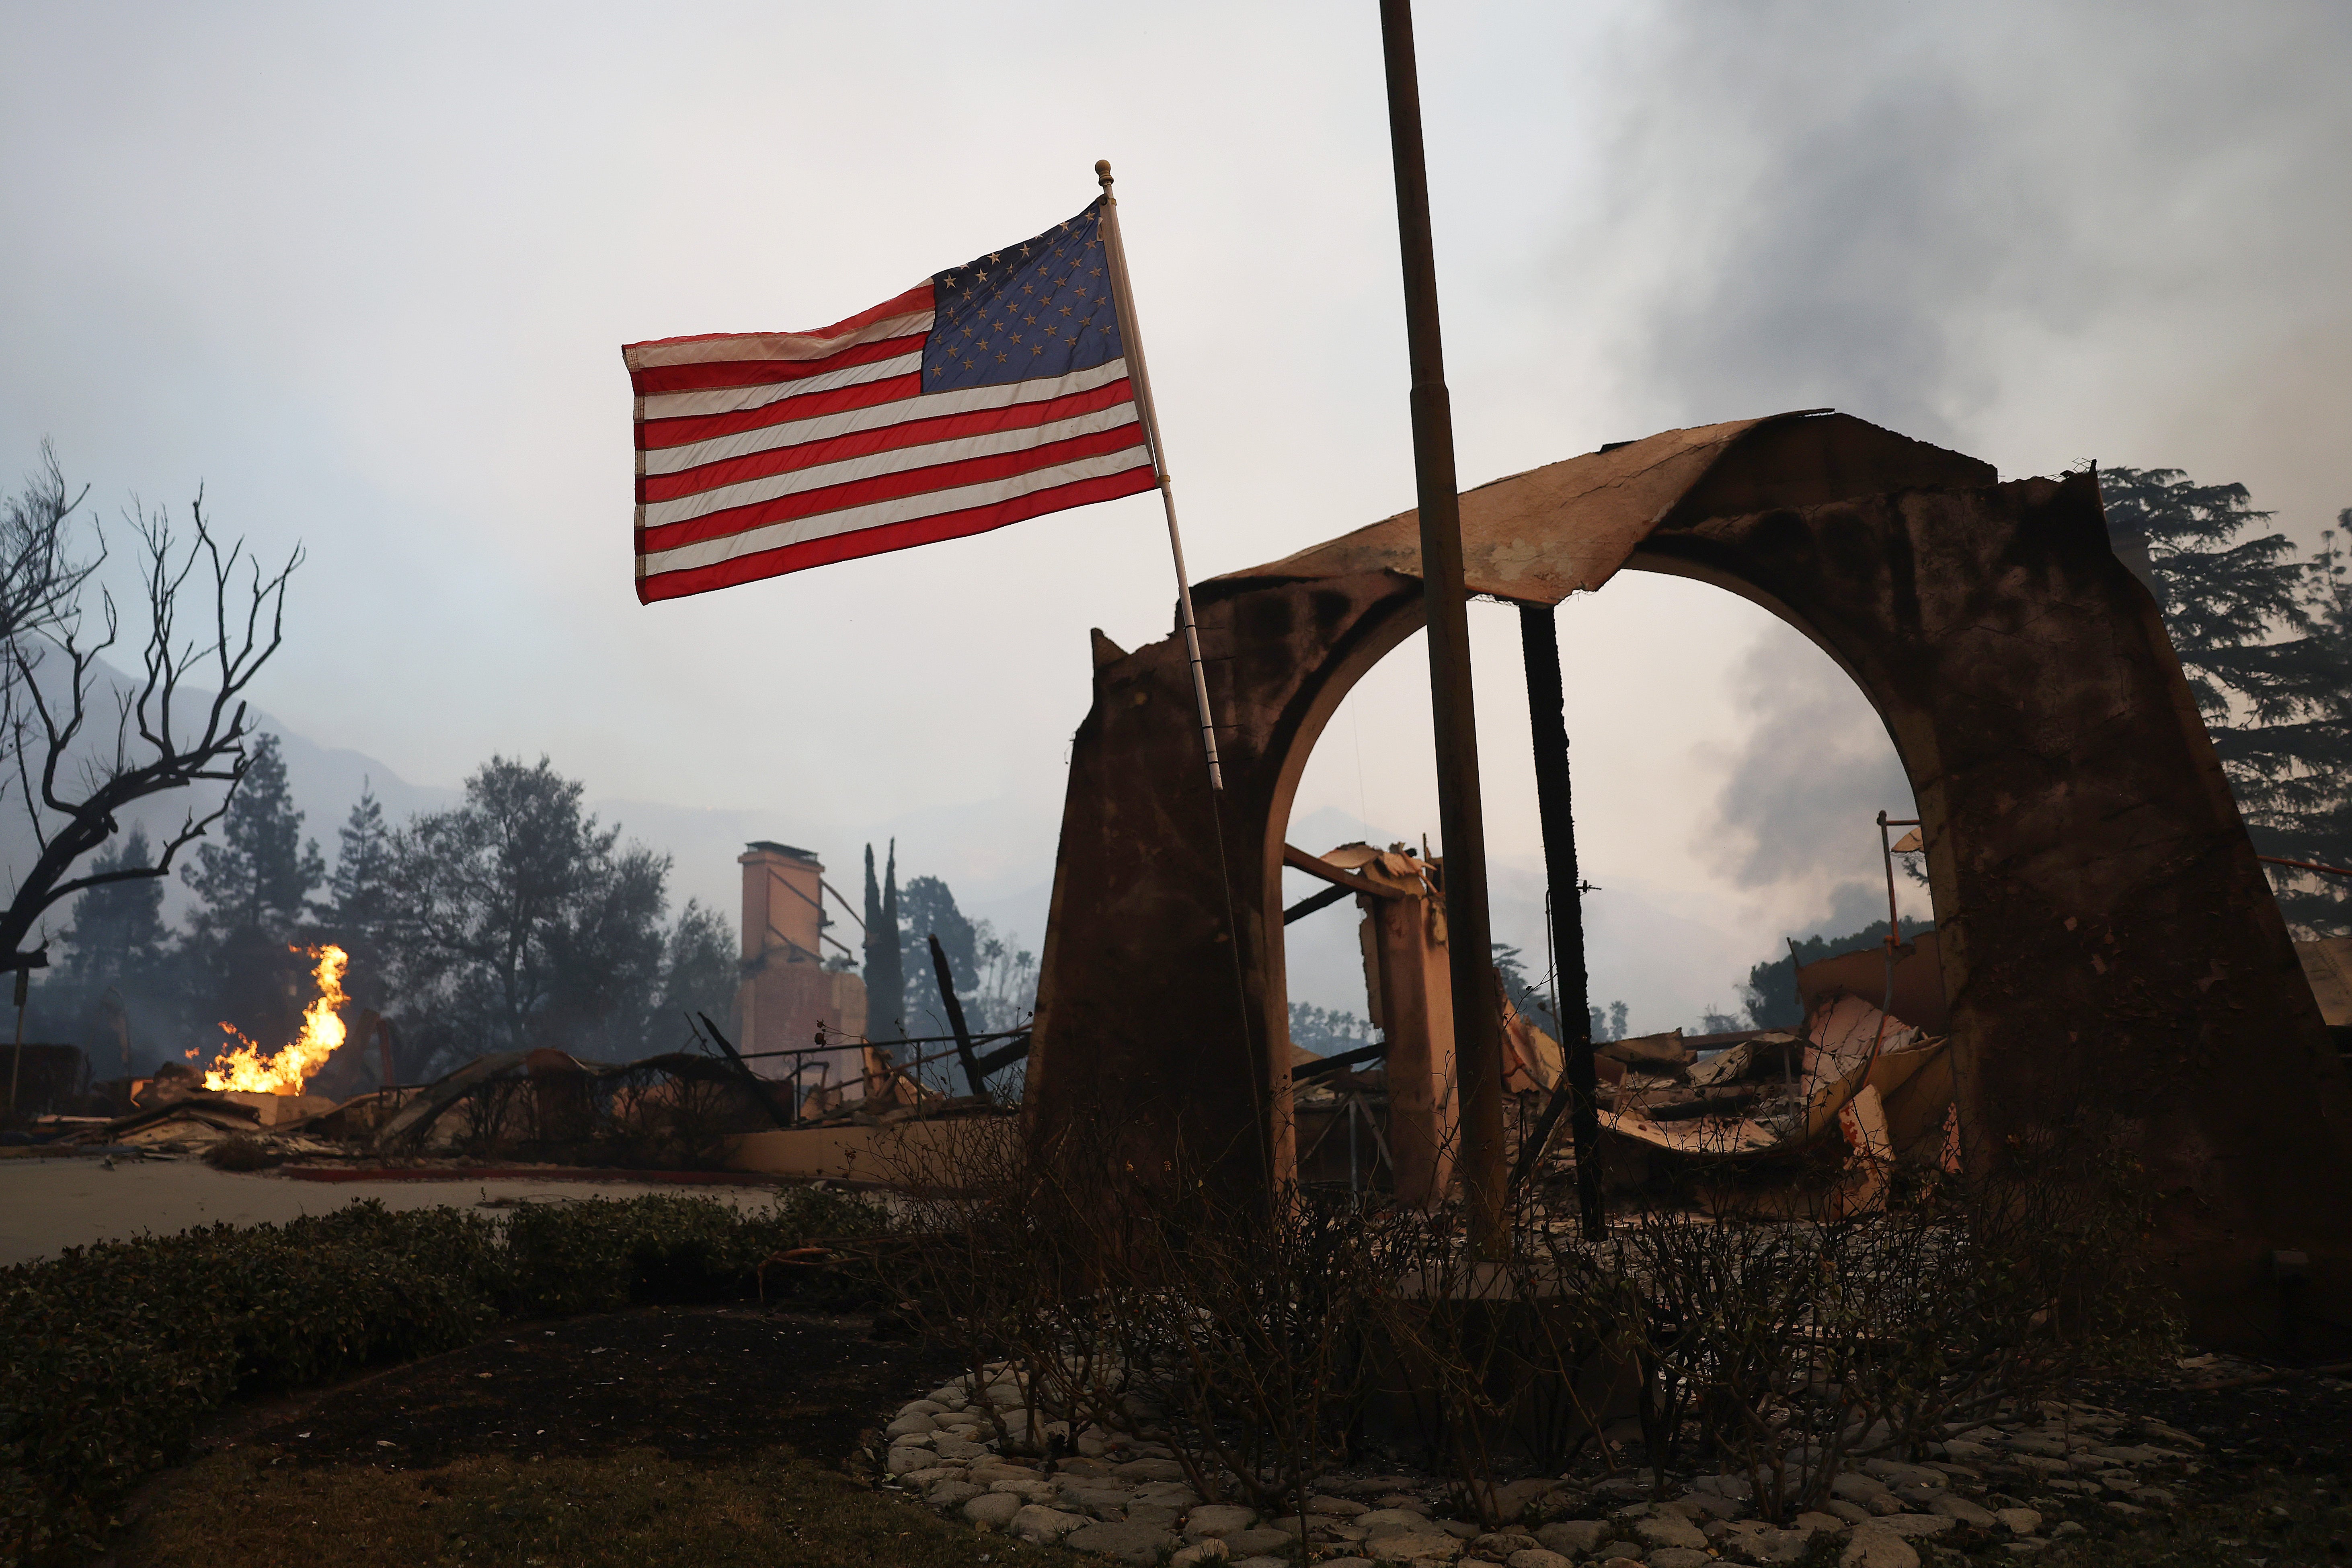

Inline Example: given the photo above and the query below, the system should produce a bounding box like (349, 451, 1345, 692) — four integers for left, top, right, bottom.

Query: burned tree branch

(0, 459, 301, 967)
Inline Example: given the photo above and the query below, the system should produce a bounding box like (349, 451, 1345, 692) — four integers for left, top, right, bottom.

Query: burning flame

(201, 945, 350, 1095)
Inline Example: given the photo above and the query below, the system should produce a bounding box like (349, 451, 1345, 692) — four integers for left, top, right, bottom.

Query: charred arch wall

(1026, 410, 2352, 1345)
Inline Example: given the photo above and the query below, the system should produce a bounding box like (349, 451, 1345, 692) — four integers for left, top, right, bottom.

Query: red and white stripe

(626, 283, 1156, 602)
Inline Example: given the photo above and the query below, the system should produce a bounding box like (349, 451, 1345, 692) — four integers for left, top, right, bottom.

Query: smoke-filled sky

(4, 2, 2347, 1030)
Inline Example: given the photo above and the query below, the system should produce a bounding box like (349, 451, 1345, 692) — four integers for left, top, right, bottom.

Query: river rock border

(872, 1361, 2209, 1568)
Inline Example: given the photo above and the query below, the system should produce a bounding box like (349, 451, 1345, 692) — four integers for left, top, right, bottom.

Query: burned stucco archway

(1029, 410, 2352, 1344)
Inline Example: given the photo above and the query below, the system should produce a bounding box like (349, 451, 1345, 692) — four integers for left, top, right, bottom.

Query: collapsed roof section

(1226, 412, 1991, 605)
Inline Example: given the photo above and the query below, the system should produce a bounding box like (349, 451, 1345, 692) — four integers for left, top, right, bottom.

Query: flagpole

(1095, 159, 1224, 792)
(1096, 160, 1275, 1188)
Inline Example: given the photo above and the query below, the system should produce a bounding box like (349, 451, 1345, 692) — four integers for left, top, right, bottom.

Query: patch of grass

(119, 1444, 1012, 1568)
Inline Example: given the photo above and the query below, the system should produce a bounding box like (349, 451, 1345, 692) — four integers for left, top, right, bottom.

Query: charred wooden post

(1515, 603, 1605, 1237)
(930, 933, 985, 1096)
(1352, 851, 1459, 1207)
(696, 1011, 795, 1131)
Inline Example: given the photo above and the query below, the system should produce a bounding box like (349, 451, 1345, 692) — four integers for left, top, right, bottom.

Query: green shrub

(0, 1190, 890, 1567)
(502, 1189, 885, 1316)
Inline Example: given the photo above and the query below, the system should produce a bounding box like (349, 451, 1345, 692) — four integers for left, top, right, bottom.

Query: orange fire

(201, 945, 351, 1095)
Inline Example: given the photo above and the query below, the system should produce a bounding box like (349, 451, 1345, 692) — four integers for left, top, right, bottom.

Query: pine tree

(181, 733, 326, 1051)
(325, 784, 395, 1010)
(62, 824, 170, 975)
(182, 734, 324, 940)
(2260, 517, 2352, 933)
(51, 823, 183, 1071)
(862, 842, 905, 1041)
(329, 787, 392, 924)
(2103, 469, 2352, 936)
(898, 871, 975, 1037)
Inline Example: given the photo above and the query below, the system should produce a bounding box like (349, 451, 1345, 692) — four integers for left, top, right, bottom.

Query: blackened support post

(1379, 0, 1506, 1248)
(697, 1011, 796, 1132)
(931, 933, 986, 1096)
(1518, 603, 1605, 1238)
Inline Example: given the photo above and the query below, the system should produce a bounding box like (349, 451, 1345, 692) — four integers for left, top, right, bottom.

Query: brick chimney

(735, 842, 868, 1089)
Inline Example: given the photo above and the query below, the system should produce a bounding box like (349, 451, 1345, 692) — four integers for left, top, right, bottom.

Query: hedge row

(0, 1190, 888, 1566)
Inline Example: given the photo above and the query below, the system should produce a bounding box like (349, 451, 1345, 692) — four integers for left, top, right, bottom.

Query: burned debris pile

(1588, 990, 1956, 1211)
(35, 1026, 1010, 1173)
(1282, 836, 1959, 1217)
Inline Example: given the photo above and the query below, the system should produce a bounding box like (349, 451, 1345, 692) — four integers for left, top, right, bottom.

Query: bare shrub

(874, 1112, 1396, 1511)
(876, 1098, 2178, 1527)
(1525, 1139, 2180, 1521)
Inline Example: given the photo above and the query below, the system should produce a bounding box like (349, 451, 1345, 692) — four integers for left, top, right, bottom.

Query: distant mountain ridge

(0, 659, 1061, 961)
(5, 666, 1777, 1033)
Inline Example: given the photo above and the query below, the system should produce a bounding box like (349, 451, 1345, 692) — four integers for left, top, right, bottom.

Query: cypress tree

(862, 841, 905, 1041)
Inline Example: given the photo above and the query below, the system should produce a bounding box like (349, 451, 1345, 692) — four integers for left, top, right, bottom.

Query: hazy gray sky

(4, 1, 2346, 1029)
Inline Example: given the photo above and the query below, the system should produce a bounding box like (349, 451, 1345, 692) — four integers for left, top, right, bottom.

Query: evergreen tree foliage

(1492, 942, 1555, 1036)
(2103, 469, 2352, 935)
(61, 824, 169, 977)
(862, 841, 905, 1041)
(328, 787, 394, 928)
(51, 823, 183, 1072)
(382, 756, 671, 1068)
(655, 897, 738, 1037)
(2260, 518, 2352, 933)
(1288, 1001, 1375, 1055)
(180, 734, 323, 941)
(1740, 917, 1931, 1030)
(324, 784, 396, 1010)
(897, 872, 975, 1038)
(179, 733, 325, 1053)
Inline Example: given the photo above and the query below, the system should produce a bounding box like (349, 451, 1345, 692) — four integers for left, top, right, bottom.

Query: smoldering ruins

(833, 407, 2352, 1560)
(1026, 409, 2352, 1347)
(16, 406, 2352, 1567)
(37, 410, 2349, 1355)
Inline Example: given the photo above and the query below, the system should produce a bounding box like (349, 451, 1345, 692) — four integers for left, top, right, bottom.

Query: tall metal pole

(1096, 160, 1266, 1180)
(1520, 604, 1605, 1238)
(1096, 160, 1224, 792)
(1379, 0, 1506, 1247)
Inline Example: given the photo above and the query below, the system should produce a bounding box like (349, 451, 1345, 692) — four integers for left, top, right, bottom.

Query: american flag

(625, 200, 1158, 603)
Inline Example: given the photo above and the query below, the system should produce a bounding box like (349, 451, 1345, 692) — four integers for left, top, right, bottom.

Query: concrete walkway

(0, 1153, 779, 1267)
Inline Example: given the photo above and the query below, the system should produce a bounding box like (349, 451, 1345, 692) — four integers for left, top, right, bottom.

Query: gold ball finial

(1095, 159, 1114, 192)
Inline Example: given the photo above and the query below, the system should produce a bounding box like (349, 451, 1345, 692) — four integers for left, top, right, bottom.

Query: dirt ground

(2040, 1364, 2352, 1566)
(103, 1305, 989, 1568)
(0, 1154, 779, 1266)
(90, 1300, 2352, 1568)
(219, 1305, 951, 1469)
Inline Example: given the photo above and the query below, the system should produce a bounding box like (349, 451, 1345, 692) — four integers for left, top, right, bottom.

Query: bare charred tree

(0, 446, 301, 969)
